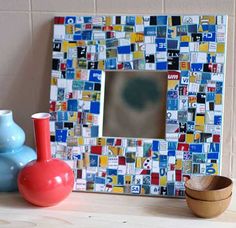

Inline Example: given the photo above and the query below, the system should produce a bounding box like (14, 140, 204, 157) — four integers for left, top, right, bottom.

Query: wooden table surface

(0, 185, 235, 228)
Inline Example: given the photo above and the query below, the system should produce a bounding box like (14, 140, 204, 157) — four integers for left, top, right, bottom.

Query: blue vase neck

(0, 110, 14, 125)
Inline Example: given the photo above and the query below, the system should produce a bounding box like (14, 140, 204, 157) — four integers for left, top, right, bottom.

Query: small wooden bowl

(185, 193, 232, 218)
(185, 175, 233, 201)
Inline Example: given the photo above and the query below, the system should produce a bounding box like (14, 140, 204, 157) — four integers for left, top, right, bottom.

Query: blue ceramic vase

(0, 110, 36, 191)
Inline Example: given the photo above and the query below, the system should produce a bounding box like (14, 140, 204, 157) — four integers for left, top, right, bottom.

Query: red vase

(18, 113, 74, 207)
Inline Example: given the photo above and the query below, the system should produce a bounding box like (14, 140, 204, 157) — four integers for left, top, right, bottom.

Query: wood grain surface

(0, 182, 235, 228)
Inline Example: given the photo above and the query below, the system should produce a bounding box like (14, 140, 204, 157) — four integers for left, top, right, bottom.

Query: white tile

(0, 75, 36, 147)
(0, 12, 32, 76)
(97, 0, 163, 14)
(32, 0, 95, 13)
(0, 0, 30, 11)
(164, 0, 235, 15)
(31, 13, 54, 113)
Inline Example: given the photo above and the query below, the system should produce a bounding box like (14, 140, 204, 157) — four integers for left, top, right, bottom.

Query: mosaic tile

(50, 15, 227, 197)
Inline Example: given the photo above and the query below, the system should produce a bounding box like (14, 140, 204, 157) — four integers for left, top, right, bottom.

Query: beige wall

(0, 0, 235, 177)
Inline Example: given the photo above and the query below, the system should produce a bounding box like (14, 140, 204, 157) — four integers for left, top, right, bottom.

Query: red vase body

(18, 113, 74, 207)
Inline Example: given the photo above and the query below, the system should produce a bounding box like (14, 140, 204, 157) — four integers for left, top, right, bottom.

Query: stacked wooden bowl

(185, 175, 233, 218)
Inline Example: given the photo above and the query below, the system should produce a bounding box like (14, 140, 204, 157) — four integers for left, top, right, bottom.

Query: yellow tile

(68, 112, 77, 121)
(198, 24, 203, 32)
(78, 137, 84, 145)
(168, 80, 179, 90)
(113, 25, 122, 31)
(111, 176, 117, 185)
(105, 16, 112, 26)
(195, 125, 204, 131)
(207, 163, 219, 174)
(51, 77, 57, 85)
(68, 130, 74, 137)
(212, 164, 219, 174)
(199, 42, 209, 52)
(68, 42, 76, 48)
(112, 186, 124, 193)
(200, 16, 215, 25)
(160, 176, 167, 186)
(215, 94, 222, 104)
(136, 16, 143, 24)
(98, 60, 105, 70)
(181, 35, 191, 42)
(208, 16, 216, 24)
(95, 92, 101, 101)
(125, 175, 131, 184)
(97, 137, 106, 146)
(100, 155, 108, 168)
(133, 51, 144, 59)
(136, 157, 142, 168)
(130, 32, 144, 43)
(186, 134, 194, 143)
(175, 159, 182, 169)
(61, 41, 68, 52)
(82, 91, 92, 101)
(189, 75, 196, 83)
(196, 115, 205, 125)
(108, 146, 123, 156)
(217, 43, 225, 53)
(66, 24, 73, 34)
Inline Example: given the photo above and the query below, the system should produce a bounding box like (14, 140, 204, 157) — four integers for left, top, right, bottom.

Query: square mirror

(102, 71, 167, 139)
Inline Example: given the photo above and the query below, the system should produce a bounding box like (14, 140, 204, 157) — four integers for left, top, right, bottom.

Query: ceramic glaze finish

(18, 158, 74, 206)
(0, 146, 36, 192)
(18, 113, 74, 207)
(0, 110, 25, 153)
(0, 110, 36, 192)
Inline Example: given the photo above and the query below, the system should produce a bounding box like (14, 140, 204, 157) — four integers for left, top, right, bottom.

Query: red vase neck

(32, 113, 51, 162)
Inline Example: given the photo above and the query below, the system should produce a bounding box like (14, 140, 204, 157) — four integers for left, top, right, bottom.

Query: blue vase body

(0, 110, 36, 192)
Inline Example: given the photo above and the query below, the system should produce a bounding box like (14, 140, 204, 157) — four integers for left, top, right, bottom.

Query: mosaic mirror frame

(49, 15, 227, 197)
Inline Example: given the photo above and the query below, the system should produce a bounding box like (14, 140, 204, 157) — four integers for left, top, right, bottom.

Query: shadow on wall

(1, 18, 53, 147)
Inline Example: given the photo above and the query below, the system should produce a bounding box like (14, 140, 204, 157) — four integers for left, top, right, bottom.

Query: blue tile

(190, 144, 203, 153)
(55, 129, 68, 142)
(67, 99, 78, 111)
(89, 70, 102, 82)
(90, 101, 100, 114)
(117, 45, 131, 54)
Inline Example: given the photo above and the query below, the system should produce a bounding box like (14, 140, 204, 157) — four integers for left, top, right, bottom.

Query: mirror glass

(102, 71, 167, 139)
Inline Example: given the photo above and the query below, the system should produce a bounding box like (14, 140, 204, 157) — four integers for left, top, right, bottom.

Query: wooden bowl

(186, 192, 232, 218)
(185, 175, 233, 201)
